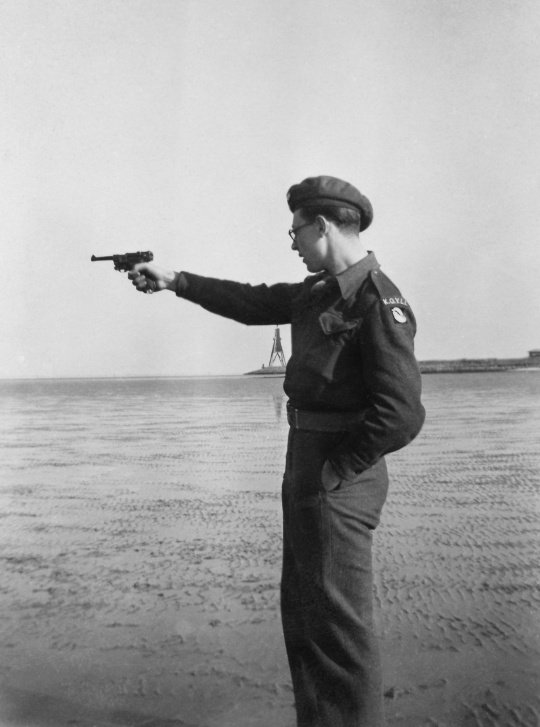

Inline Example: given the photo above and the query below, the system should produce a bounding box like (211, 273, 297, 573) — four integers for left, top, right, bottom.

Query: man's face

(290, 211, 327, 273)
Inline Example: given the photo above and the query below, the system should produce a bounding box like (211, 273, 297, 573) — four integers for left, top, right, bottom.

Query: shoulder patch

(383, 296, 409, 307)
(369, 269, 409, 307)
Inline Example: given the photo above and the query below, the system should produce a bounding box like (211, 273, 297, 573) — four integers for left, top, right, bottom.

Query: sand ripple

(0, 373, 538, 726)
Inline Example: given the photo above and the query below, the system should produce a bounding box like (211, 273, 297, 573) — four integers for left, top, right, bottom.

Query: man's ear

(316, 215, 330, 234)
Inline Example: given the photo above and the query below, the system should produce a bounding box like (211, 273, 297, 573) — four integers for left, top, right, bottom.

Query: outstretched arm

(128, 263, 298, 326)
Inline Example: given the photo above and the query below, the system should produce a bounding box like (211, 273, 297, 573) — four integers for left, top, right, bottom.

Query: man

(128, 175, 425, 726)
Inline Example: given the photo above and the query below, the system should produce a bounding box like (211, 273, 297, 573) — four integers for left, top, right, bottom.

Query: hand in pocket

(321, 459, 342, 492)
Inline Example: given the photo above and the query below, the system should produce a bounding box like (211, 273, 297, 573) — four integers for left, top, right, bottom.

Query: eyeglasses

(288, 221, 314, 241)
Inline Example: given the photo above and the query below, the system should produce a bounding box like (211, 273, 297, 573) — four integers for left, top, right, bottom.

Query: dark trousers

(281, 428, 389, 727)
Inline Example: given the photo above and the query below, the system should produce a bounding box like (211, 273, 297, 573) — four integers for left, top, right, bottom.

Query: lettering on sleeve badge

(382, 297, 409, 307)
(391, 307, 407, 323)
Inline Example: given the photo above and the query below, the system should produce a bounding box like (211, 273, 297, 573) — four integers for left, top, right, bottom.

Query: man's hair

(299, 205, 362, 234)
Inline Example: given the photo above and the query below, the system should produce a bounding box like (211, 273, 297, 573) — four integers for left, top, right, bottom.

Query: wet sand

(0, 374, 539, 726)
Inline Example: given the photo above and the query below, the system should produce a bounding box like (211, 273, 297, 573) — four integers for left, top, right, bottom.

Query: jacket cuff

(328, 447, 372, 481)
(321, 459, 342, 491)
(175, 272, 189, 297)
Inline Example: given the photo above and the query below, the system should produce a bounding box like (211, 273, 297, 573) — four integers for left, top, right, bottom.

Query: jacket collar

(335, 251, 380, 301)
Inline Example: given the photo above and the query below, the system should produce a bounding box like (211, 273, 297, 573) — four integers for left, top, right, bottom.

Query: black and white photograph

(0, 1, 539, 726)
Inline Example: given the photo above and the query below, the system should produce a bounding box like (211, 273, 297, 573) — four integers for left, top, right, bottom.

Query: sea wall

(419, 357, 540, 374)
(246, 359, 540, 376)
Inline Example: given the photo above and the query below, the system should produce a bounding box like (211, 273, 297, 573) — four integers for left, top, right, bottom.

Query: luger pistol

(91, 251, 157, 293)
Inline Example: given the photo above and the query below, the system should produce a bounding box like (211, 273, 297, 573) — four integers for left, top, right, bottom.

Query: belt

(286, 403, 366, 432)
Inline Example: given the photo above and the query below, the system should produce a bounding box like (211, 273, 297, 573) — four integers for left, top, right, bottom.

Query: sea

(0, 371, 539, 726)
(0, 371, 538, 492)
(1, 369, 539, 462)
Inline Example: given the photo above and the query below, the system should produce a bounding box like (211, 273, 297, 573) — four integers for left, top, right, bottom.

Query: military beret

(287, 175, 373, 231)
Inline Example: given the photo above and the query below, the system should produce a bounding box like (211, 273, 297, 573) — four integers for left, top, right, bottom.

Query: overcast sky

(2, 0, 539, 378)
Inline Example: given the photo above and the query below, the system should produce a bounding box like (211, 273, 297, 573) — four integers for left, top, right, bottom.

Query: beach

(0, 372, 539, 727)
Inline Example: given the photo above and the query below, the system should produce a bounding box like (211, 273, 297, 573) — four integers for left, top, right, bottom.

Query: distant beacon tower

(268, 327, 287, 367)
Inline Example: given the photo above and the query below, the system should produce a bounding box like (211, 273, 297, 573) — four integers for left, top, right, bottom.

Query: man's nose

(291, 240, 298, 251)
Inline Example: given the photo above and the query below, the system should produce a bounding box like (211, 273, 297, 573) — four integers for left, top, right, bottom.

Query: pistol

(91, 251, 156, 292)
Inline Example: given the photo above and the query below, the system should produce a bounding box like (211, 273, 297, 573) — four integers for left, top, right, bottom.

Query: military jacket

(176, 252, 425, 481)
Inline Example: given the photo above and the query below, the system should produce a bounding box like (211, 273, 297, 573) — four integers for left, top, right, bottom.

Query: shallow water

(0, 372, 539, 726)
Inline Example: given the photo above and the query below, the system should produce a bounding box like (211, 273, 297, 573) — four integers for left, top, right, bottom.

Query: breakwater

(245, 366, 286, 376)
(246, 357, 540, 376)
(419, 356, 540, 374)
